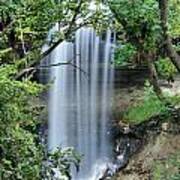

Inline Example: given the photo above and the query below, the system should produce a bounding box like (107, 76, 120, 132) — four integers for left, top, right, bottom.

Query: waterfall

(47, 27, 114, 179)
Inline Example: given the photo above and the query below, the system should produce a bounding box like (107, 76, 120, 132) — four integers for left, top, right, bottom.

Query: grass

(153, 152, 180, 180)
(123, 96, 167, 124)
(123, 83, 180, 125)
(167, 95, 180, 107)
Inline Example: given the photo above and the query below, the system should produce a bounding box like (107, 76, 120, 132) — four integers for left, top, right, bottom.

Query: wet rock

(161, 122, 169, 131)
(123, 126, 131, 134)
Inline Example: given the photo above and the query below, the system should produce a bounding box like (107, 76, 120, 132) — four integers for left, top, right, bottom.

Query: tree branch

(15, 59, 88, 80)
(15, 0, 84, 80)
(39, 0, 83, 60)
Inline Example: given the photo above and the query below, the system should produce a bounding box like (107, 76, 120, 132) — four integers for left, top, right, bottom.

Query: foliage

(0, 0, 179, 178)
(153, 152, 180, 180)
(0, 0, 58, 48)
(169, 0, 180, 38)
(167, 95, 180, 107)
(123, 80, 180, 124)
(108, 0, 161, 50)
(155, 57, 178, 80)
(0, 65, 43, 179)
(0, 65, 81, 179)
(0, 0, 97, 66)
(109, 0, 180, 68)
(42, 147, 81, 180)
(114, 43, 137, 66)
(124, 81, 167, 124)
(0, 0, 87, 179)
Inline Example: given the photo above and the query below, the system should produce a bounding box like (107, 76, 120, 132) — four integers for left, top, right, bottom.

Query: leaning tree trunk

(159, 0, 180, 72)
(146, 52, 163, 100)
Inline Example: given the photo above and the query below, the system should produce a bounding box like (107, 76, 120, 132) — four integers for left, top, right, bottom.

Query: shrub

(0, 65, 80, 179)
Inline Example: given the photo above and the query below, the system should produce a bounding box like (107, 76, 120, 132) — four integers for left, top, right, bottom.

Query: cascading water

(48, 41, 74, 149)
(47, 27, 114, 179)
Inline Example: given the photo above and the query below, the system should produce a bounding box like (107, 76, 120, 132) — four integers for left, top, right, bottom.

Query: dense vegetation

(110, 0, 180, 125)
(0, 0, 179, 179)
(0, 0, 86, 179)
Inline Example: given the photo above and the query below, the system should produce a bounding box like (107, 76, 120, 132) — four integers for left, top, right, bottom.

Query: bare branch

(38, 60, 88, 76)
(15, 59, 88, 80)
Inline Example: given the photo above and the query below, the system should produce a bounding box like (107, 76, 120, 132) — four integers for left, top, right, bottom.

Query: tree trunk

(146, 52, 163, 100)
(159, 0, 180, 72)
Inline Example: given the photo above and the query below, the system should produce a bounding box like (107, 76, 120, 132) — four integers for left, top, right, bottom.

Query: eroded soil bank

(111, 77, 180, 180)
(113, 114, 180, 180)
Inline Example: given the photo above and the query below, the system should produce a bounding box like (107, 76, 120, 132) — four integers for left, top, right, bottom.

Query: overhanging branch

(38, 60, 88, 75)
(15, 59, 88, 80)
(15, 0, 84, 80)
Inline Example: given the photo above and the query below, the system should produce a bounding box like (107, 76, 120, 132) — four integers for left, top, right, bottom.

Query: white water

(47, 27, 114, 179)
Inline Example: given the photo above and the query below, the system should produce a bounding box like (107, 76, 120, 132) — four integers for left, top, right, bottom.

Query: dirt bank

(114, 132, 180, 180)
(112, 77, 180, 180)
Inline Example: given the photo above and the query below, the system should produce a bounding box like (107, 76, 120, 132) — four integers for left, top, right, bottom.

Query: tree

(158, 0, 180, 72)
(109, 0, 163, 98)
(0, 0, 111, 178)
(0, 0, 88, 179)
(0, 0, 89, 78)
(108, 0, 180, 99)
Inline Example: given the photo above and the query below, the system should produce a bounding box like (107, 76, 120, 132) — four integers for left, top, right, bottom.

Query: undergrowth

(153, 152, 180, 180)
(123, 81, 167, 124)
(123, 81, 180, 125)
